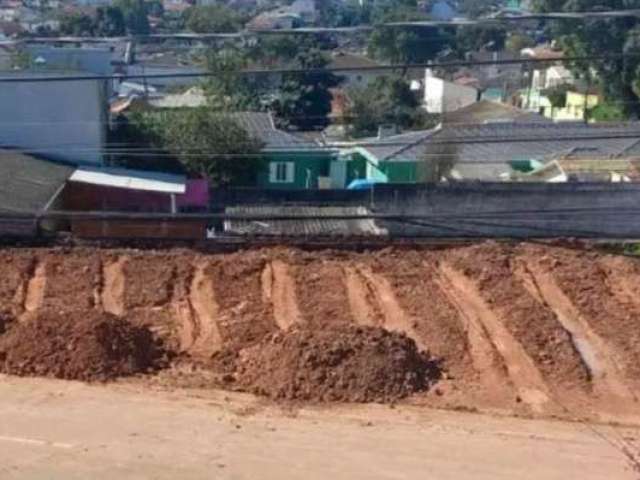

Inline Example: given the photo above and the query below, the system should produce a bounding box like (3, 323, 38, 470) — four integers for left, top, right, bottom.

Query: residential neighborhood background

(1, 0, 640, 239)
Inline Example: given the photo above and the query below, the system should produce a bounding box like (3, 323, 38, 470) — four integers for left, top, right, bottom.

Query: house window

(269, 162, 295, 183)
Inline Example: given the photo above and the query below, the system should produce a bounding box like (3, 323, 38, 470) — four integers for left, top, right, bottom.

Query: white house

(424, 69, 478, 114)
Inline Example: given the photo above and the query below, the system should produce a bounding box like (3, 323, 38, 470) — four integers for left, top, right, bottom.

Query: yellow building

(519, 89, 600, 121)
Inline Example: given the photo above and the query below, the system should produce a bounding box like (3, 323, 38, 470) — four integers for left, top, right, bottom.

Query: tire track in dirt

(433, 266, 507, 386)
(4, 254, 36, 318)
(186, 261, 223, 357)
(293, 260, 354, 327)
(102, 256, 127, 316)
(262, 261, 302, 330)
(517, 244, 640, 386)
(355, 267, 428, 351)
(514, 259, 635, 402)
(343, 266, 383, 327)
(21, 258, 46, 320)
(439, 262, 551, 412)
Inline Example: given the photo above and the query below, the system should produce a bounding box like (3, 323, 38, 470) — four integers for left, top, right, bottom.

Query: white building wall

(0, 75, 106, 165)
(424, 74, 477, 113)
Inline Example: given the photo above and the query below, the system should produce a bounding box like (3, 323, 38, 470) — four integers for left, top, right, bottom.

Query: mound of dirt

(0, 311, 164, 382)
(232, 325, 440, 403)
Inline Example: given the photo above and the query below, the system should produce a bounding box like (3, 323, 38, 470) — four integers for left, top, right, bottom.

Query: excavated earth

(0, 242, 639, 422)
(0, 311, 162, 382)
(232, 324, 440, 403)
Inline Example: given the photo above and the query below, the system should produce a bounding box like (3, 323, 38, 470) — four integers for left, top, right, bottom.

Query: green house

(233, 112, 345, 189)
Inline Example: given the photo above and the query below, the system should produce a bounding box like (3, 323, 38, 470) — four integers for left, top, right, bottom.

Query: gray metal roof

(0, 150, 74, 213)
(360, 122, 640, 180)
(224, 205, 387, 237)
(227, 112, 320, 151)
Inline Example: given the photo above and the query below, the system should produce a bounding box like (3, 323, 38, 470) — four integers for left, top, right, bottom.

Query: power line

(2, 53, 639, 83)
(14, 7, 640, 44)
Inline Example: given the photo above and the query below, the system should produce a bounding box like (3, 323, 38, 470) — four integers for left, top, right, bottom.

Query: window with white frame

(269, 162, 295, 183)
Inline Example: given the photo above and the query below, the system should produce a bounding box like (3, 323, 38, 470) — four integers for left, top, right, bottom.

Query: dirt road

(0, 376, 637, 480)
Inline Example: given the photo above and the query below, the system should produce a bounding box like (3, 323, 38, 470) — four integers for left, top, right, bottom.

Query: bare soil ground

(1, 242, 640, 425)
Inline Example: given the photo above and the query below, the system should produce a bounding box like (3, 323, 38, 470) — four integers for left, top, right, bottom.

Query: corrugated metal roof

(226, 112, 319, 150)
(359, 121, 640, 180)
(0, 150, 74, 213)
(70, 166, 186, 194)
(224, 205, 387, 237)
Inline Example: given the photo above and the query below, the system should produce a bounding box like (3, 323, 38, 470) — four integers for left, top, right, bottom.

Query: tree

(455, 25, 507, 56)
(274, 49, 342, 130)
(126, 109, 265, 186)
(347, 76, 432, 138)
(317, 0, 366, 27)
(114, 0, 150, 34)
(202, 48, 259, 110)
(94, 6, 126, 37)
(420, 130, 458, 182)
(589, 101, 626, 121)
(60, 13, 95, 36)
(367, 9, 452, 63)
(164, 109, 265, 185)
(184, 5, 243, 33)
(532, 0, 640, 118)
(146, 0, 164, 18)
(543, 83, 571, 109)
(505, 33, 536, 53)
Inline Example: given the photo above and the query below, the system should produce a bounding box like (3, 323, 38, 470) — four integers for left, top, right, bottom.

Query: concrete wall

(211, 183, 640, 239)
(0, 74, 107, 165)
(372, 183, 640, 238)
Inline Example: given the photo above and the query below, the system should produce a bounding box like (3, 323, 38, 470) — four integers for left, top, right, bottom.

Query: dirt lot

(1, 242, 640, 426)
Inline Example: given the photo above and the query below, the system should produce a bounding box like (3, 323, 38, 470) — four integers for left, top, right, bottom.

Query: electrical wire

(1, 53, 640, 82)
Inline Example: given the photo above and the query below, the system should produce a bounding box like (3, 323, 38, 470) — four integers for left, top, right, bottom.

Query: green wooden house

(232, 112, 345, 189)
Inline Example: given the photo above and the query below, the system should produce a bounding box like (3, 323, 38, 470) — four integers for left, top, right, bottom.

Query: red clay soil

(289, 252, 355, 327)
(0, 310, 163, 382)
(122, 255, 177, 308)
(40, 253, 102, 313)
(0, 252, 34, 316)
(445, 243, 590, 391)
(521, 244, 640, 382)
(207, 251, 277, 351)
(366, 250, 475, 382)
(232, 324, 441, 403)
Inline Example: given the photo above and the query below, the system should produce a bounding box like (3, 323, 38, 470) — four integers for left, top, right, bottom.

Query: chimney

(377, 124, 397, 139)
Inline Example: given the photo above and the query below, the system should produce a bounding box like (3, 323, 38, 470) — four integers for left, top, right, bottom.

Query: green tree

(317, 0, 366, 27)
(146, 0, 164, 17)
(114, 0, 150, 34)
(589, 101, 626, 121)
(126, 109, 265, 186)
(202, 48, 259, 110)
(367, 9, 452, 63)
(274, 49, 342, 130)
(455, 25, 507, 56)
(532, 0, 640, 117)
(94, 6, 126, 37)
(59, 13, 95, 36)
(347, 76, 432, 138)
(505, 33, 536, 53)
(164, 109, 265, 185)
(184, 5, 243, 33)
(543, 83, 571, 109)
